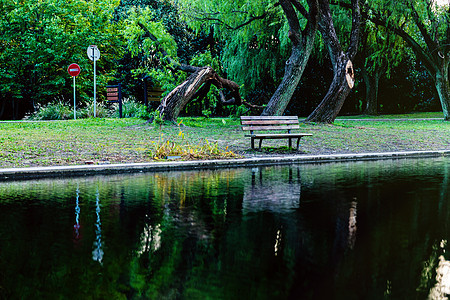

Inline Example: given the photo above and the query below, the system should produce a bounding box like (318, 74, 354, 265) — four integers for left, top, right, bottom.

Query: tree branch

(190, 3, 281, 31)
(290, 0, 308, 18)
(347, 0, 361, 59)
(280, 0, 302, 45)
(406, 1, 437, 55)
(137, 22, 200, 73)
(363, 5, 437, 73)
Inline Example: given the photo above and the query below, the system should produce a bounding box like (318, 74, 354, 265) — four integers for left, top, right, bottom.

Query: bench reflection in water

(242, 166, 301, 214)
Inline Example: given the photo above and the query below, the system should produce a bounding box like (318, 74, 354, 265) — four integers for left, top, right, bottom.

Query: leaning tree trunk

(435, 69, 450, 121)
(307, 55, 354, 122)
(434, 54, 450, 121)
(158, 67, 242, 122)
(261, 43, 314, 116)
(136, 22, 245, 123)
(306, 0, 360, 123)
(261, 0, 319, 116)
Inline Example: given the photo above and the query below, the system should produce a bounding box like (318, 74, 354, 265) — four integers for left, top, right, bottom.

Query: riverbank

(0, 113, 449, 169)
(1, 149, 450, 181)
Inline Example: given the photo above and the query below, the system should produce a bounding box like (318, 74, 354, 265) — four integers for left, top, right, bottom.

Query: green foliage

(28, 99, 130, 120)
(190, 51, 221, 71)
(123, 7, 177, 59)
(149, 133, 239, 160)
(28, 101, 74, 121)
(0, 0, 124, 115)
(178, 0, 289, 97)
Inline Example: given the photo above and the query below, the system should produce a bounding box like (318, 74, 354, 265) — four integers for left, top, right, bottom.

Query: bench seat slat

(245, 133, 312, 139)
(241, 120, 299, 125)
(240, 116, 298, 120)
(242, 125, 300, 131)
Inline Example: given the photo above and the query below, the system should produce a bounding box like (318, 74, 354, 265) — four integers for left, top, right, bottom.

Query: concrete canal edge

(1, 150, 450, 181)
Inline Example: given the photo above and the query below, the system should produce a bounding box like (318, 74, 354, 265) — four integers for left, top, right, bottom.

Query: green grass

(336, 112, 444, 119)
(0, 115, 449, 168)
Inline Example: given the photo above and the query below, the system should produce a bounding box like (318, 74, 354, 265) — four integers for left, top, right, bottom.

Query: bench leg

(258, 138, 263, 151)
(251, 137, 255, 150)
(288, 138, 292, 149)
(296, 137, 301, 151)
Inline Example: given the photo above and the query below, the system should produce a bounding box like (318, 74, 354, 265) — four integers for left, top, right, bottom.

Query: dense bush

(28, 97, 151, 120)
(109, 98, 151, 119)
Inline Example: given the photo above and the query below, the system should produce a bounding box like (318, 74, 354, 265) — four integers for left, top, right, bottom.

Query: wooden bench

(240, 116, 312, 151)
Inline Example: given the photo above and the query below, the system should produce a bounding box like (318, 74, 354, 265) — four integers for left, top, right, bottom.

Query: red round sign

(68, 63, 81, 77)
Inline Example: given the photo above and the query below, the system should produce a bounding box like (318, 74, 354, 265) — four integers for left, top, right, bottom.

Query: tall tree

(367, 0, 450, 120)
(178, 0, 319, 117)
(359, 21, 405, 115)
(261, 0, 319, 116)
(0, 0, 123, 119)
(306, 0, 361, 123)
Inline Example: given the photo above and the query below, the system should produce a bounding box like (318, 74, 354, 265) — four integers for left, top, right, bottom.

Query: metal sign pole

(93, 47, 96, 117)
(73, 76, 76, 120)
(87, 45, 100, 118)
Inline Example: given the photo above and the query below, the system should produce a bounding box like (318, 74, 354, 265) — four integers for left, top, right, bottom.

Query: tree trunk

(361, 63, 383, 115)
(435, 69, 450, 121)
(261, 0, 319, 116)
(307, 55, 354, 122)
(136, 22, 246, 123)
(158, 67, 242, 122)
(261, 43, 314, 116)
(363, 74, 379, 115)
(306, 0, 360, 123)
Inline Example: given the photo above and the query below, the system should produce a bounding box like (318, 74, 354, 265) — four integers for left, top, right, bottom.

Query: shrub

(80, 101, 109, 118)
(28, 100, 109, 120)
(28, 101, 73, 120)
(109, 97, 151, 119)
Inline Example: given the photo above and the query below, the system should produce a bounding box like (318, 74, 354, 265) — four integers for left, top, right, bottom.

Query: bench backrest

(241, 116, 299, 134)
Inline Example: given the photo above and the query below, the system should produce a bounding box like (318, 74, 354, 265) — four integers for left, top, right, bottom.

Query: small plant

(151, 110, 165, 129)
(230, 104, 250, 119)
(29, 101, 72, 120)
(148, 132, 239, 160)
(81, 101, 108, 118)
(202, 109, 212, 118)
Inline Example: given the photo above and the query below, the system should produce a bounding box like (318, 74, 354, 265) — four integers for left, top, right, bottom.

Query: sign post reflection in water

(92, 188, 103, 264)
(74, 184, 81, 240)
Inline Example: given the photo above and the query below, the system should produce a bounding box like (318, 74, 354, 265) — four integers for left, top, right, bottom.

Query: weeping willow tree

(305, 0, 361, 123)
(178, 0, 320, 117)
(366, 0, 450, 121)
(358, 21, 406, 115)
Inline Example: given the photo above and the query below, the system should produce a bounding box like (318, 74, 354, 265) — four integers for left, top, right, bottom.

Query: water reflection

(348, 201, 357, 249)
(92, 189, 103, 264)
(430, 256, 450, 299)
(0, 157, 449, 299)
(73, 184, 80, 241)
(137, 218, 161, 256)
(243, 166, 301, 213)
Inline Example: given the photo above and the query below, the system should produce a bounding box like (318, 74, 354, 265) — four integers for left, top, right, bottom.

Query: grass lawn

(0, 113, 449, 168)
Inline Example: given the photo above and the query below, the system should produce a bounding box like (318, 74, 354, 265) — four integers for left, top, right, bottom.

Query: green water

(1, 158, 450, 299)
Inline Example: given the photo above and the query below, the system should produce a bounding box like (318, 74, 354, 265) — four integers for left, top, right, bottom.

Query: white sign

(87, 45, 100, 61)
